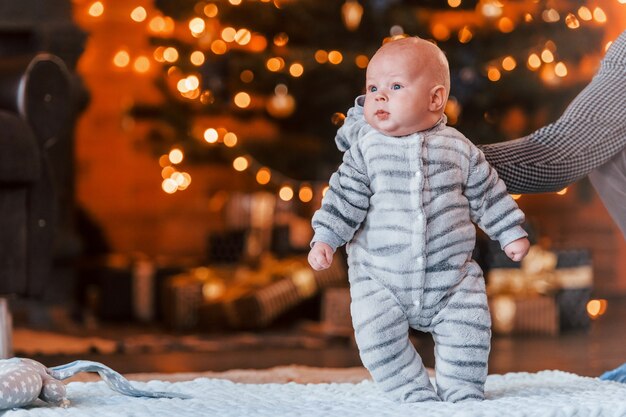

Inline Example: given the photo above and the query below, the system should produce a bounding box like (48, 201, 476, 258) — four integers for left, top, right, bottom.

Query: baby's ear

(428, 85, 447, 112)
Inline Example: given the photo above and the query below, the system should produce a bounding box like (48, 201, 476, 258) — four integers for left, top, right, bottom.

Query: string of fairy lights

(81, 0, 622, 202)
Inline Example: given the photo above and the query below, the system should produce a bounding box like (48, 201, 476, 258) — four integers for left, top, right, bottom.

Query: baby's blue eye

(392, 84, 402, 90)
(369, 86, 378, 93)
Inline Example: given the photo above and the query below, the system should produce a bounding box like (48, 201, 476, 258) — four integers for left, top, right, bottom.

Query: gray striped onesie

(311, 118, 527, 403)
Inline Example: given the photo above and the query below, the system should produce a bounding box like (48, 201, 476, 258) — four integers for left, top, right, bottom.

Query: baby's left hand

(504, 237, 530, 262)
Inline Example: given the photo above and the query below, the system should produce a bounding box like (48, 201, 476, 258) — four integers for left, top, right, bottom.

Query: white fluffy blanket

(4, 370, 626, 417)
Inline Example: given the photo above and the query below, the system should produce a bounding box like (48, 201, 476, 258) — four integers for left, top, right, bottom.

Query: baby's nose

(375, 92, 387, 102)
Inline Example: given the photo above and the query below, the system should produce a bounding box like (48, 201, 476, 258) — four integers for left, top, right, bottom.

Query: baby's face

(363, 41, 441, 136)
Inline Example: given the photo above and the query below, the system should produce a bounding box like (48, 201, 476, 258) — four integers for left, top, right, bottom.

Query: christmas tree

(131, 0, 611, 200)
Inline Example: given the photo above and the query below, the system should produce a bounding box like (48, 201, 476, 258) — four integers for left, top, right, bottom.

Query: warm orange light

(322, 185, 330, 197)
(222, 27, 237, 42)
(540, 65, 557, 85)
(487, 67, 501, 81)
(234, 29, 252, 45)
(448, 0, 461, 7)
(249, 34, 268, 52)
(578, 6, 592, 21)
(130, 6, 147, 22)
(542, 8, 560, 22)
(479, 0, 503, 18)
(541, 49, 554, 63)
(240, 70, 254, 83)
(163, 17, 175, 34)
(153, 47, 165, 62)
(204, 128, 218, 143)
(211, 40, 228, 55)
(223, 132, 238, 147)
(149, 16, 166, 33)
(299, 186, 313, 202)
(555, 62, 568, 77)
(355, 55, 369, 69)
(181, 89, 200, 100)
(204, 3, 219, 17)
(266, 57, 285, 72)
(158, 155, 170, 168)
(234, 92, 251, 108)
(167, 66, 181, 77)
(315, 50, 329, 64)
(189, 17, 206, 35)
(177, 172, 191, 190)
(527, 53, 541, 70)
(431, 23, 450, 41)
(511, 194, 521, 200)
(279, 186, 294, 201)
(190, 51, 205, 66)
(497, 17, 514, 33)
(133, 56, 151, 73)
(161, 166, 175, 179)
(188, 75, 200, 90)
(169, 148, 184, 164)
(113, 50, 130, 68)
(502, 56, 517, 71)
(88, 1, 104, 17)
(229, 0, 242, 5)
(163, 47, 179, 63)
(328, 50, 343, 64)
(458, 26, 473, 43)
(289, 63, 304, 77)
(233, 157, 249, 171)
(556, 187, 568, 195)
(587, 299, 608, 319)
(256, 168, 271, 185)
(200, 90, 214, 104)
(273, 32, 289, 47)
(565, 13, 580, 29)
(593, 7, 607, 23)
(162, 178, 178, 194)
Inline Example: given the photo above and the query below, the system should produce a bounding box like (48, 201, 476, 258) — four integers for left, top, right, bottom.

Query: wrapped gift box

(161, 272, 205, 330)
(487, 246, 593, 334)
(200, 254, 348, 330)
(489, 295, 559, 336)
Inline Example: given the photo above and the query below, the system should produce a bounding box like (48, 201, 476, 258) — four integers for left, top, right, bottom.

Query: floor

(17, 296, 625, 378)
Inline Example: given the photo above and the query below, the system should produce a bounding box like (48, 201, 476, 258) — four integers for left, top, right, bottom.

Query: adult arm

(478, 30, 626, 194)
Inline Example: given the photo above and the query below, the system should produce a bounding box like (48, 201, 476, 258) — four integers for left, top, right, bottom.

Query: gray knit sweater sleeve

(465, 144, 528, 248)
(311, 142, 372, 251)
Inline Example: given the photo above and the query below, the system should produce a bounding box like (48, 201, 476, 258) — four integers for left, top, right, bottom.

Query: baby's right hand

(308, 242, 334, 271)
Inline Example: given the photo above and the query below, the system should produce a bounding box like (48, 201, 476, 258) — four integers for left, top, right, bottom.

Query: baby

(308, 37, 530, 403)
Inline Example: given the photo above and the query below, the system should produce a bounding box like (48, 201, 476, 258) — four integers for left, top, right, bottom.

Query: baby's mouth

(375, 110, 389, 120)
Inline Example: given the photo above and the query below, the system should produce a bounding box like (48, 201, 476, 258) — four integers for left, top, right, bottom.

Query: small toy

(0, 357, 190, 410)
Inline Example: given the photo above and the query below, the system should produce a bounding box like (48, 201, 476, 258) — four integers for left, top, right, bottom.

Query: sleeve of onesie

(465, 144, 528, 249)
(311, 143, 372, 251)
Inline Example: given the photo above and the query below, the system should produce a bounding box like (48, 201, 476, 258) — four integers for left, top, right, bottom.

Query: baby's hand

(504, 237, 530, 262)
(308, 242, 334, 271)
